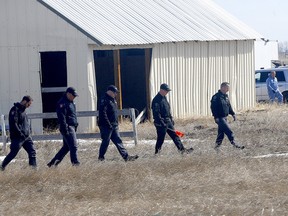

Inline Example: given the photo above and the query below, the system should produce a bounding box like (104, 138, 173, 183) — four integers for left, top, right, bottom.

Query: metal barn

(0, 0, 262, 133)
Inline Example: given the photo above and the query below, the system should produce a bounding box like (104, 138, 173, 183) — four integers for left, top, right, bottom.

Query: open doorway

(40, 51, 67, 129)
(94, 50, 115, 109)
(94, 48, 152, 118)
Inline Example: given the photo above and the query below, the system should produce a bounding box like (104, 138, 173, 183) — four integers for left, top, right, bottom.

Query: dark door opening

(94, 50, 115, 109)
(40, 51, 67, 129)
(94, 48, 152, 118)
(120, 49, 147, 114)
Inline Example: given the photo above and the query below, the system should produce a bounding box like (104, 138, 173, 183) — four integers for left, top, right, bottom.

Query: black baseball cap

(66, 87, 78, 97)
(160, 83, 171, 91)
(107, 85, 120, 93)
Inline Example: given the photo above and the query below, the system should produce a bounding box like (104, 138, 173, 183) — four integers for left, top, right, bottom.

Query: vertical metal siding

(150, 40, 255, 118)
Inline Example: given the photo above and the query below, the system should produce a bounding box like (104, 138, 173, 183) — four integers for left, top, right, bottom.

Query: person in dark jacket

(98, 85, 138, 162)
(1, 96, 36, 171)
(151, 83, 193, 155)
(47, 87, 80, 167)
(210, 82, 244, 150)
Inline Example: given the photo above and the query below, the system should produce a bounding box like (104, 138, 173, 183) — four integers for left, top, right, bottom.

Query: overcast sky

(213, 0, 288, 43)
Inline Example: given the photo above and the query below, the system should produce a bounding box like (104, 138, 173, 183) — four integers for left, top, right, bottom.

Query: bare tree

(279, 41, 288, 64)
(279, 41, 288, 53)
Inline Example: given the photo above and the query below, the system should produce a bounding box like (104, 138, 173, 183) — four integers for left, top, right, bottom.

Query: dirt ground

(0, 104, 288, 215)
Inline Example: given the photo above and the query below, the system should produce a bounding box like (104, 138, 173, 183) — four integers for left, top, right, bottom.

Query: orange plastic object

(175, 130, 184, 137)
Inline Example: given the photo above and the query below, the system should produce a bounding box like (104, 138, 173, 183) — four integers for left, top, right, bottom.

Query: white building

(0, 0, 262, 133)
(255, 40, 279, 70)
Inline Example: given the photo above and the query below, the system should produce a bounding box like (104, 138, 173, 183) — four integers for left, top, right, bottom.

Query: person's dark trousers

(48, 126, 79, 166)
(155, 120, 185, 154)
(215, 117, 235, 145)
(98, 126, 129, 160)
(1, 137, 36, 169)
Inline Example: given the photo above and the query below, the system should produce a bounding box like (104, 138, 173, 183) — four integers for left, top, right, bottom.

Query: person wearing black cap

(47, 87, 80, 167)
(151, 83, 193, 155)
(211, 82, 244, 151)
(1, 96, 36, 171)
(97, 85, 138, 161)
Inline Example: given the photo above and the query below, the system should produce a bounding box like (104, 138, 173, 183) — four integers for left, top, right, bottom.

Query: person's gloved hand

(60, 128, 69, 136)
(214, 118, 220, 124)
(171, 119, 175, 126)
(20, 133, 26, 140)
(161, 121, 167, 128)
(232, 115, 237, 121)
(62, 131, 69, 136)
(112, 125, 118, 130)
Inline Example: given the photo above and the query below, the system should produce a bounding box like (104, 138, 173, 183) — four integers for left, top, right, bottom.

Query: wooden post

(1, 115, 7, 154)
(113, 50, 123, 122)
(113, 50, 122, 110)
(130, 108, 138, 145)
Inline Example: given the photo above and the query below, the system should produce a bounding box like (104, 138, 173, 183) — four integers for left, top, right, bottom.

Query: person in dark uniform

(98, 85, 138, 162)
(47, 87, 80, 167)
(151, 83, 193, 155)
(1, 96, 36, 171)
(210, 82, 244, 150)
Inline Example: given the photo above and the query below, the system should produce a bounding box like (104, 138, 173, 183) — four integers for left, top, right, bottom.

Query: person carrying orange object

(151, 83, 193, 155)
(167, 128, 185, 138)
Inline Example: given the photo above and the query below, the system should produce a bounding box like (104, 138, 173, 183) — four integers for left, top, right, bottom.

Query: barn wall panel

(150, 40, 255, 118)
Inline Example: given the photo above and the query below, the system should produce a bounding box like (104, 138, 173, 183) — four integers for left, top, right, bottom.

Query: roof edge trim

(37, 0, 103, 45)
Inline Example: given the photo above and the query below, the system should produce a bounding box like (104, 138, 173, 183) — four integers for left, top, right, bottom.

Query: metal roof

(38, 0, 263, 45)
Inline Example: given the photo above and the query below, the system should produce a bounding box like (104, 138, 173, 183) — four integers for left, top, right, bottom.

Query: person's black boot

(214, 142, 222, 152)
(231, 142, 245, 149)
(181, 147, 194, 154)
(98, 157, 105, 162)
(125, 155, 139, 162)
(47, 162, 53, 168)
(72, 162, 80, 166)
(155, 149, 161, 155)
(47, 159, 61, 168)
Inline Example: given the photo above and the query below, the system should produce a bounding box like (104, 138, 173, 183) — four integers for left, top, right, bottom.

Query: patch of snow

(252, 152, 288, 158)
(0, 156, 15, 163)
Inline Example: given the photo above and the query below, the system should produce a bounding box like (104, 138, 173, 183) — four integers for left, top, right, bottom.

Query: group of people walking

(1, 82, 244, 171)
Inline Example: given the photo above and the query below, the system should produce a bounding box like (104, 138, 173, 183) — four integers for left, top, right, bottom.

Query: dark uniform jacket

(210, 90, 235, 118)
(57, 95, 78, 135)
(9, 102, 30, 140)
(151, 93, 173, 127)
(97, 93, 118, 128)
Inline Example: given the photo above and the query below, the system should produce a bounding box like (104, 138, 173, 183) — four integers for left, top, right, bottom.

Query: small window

(259, 72, 270, 83)
(275, 71, 285, 82)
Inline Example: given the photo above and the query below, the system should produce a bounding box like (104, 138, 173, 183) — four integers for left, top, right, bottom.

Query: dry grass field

(1, 104, 288, 216)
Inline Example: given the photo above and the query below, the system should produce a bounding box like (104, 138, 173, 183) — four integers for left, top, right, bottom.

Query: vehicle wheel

(282, 92, 288, 103)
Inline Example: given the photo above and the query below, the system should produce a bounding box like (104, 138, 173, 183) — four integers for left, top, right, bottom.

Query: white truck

(255, 67, 288, 102)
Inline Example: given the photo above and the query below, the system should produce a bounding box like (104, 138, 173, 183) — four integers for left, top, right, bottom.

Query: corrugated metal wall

(150, 40, 255, 118)
(0, 0, 97, 133)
